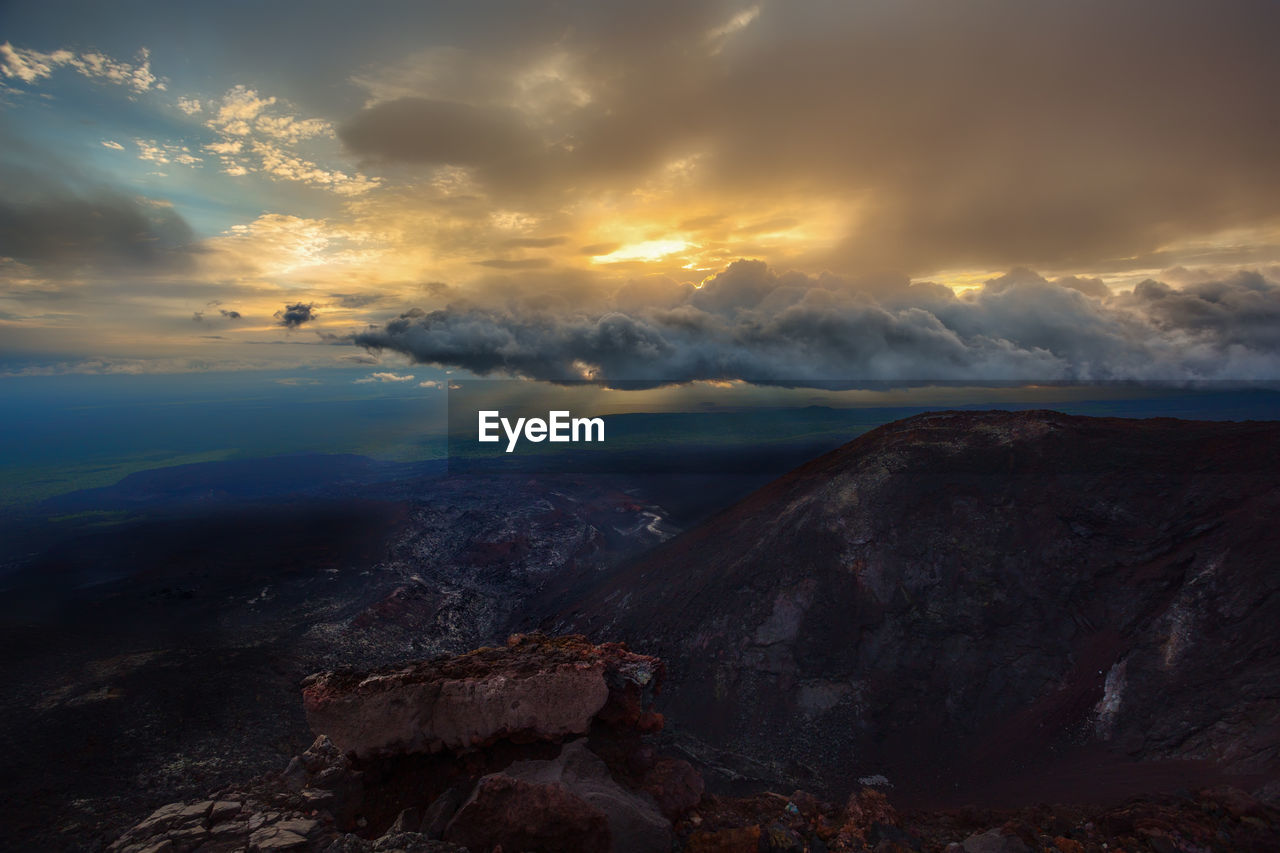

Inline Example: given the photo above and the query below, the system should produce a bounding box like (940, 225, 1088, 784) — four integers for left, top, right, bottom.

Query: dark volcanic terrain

(7, 409, 1280, 851)
(0, 471, 678, 851)
(559, 410, 1280, 806)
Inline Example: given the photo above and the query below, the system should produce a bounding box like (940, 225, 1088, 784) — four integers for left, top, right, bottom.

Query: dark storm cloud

(352, 260, 1280, 385)
(342, 0, 1280, 273)
(219, 309, 242, 319)
(339, 98, 538, 168)
(1126, 272, 1280, 351)
(0, 128, 194, 271)
(0, 189, 195, 270)
(275, 302, 316, 329)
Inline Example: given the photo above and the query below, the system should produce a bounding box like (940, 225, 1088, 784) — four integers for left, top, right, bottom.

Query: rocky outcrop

(110, 634, 694, 853)
(108, 795, 341, 853)
(108, 732, 376, 853)
(562, 411, 1280, 802)
(301, 634, 664, 760)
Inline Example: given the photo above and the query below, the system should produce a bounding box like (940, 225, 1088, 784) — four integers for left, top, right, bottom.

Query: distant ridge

(561, 410, 1280, 805)
(39, 453, 445, 512)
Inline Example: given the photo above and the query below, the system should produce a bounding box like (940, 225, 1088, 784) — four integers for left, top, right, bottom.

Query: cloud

(275, 302, 316, 329)
(351, 260, 1280, 385)
(202, 213, 385, 284)
(354, 371, 415, 383)
(579, 242, 621, 256)
(339, 97, 537, 169)
(207, 85, 277, 134)
(0, 186, 194, 270)
(1125, 271, 1280, 352)
(7, 3, 1280, 384)
(342, 353, 381, 365)
(219, 309, 242, 319)
(1, 42, 160, 93)
(0, 125, 196, 272)
(473, 258, 552, 270)
(205, 140, 243, 155)
(339, 1, 1280, 275)
(333, 293, 382, 308)
(707, 5, 761, 41)
(198, 85, 377, 195)
(248, 139, 379, 195)
(502, 236, 568, 248)
(135, 138, 201, 166)
(0, 356, 250, 376)
(255, 114, 330, 144)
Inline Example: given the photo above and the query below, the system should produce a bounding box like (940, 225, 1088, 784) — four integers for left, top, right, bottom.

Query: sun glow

(590, 239, 693, 264)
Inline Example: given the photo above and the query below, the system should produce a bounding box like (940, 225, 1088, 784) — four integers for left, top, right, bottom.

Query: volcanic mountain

(557, 410, 1280, 806)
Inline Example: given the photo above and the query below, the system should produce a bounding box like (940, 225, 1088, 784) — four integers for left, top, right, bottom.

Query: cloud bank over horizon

(352, 261, 1280, 386)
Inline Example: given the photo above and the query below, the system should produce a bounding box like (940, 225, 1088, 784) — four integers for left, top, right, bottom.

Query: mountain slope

(558, 410, 1280, 805)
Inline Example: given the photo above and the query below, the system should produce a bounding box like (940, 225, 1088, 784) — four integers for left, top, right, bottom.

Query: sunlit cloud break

(1, 1, 1279, 378)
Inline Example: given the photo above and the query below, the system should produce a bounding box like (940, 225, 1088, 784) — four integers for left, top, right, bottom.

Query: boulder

(444, 773, 611, 852)
(420, 787, 466, 839)
(282, 735, 364, 825)
(962, 828, 1031, 853)
(640, 756, 704, 820)
(302, 634, 664, 760)
(445, 739, 672, 853)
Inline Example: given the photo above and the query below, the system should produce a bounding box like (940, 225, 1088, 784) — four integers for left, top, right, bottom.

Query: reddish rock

(597, 652, 667, 732)
(302, 634, 663, 759)
(641, 756, 705, 820)
(684, 825, 762, 853)
(759, 823, 805, 852)
(787, 789, 829, 818)
(443, 773, 611, 853)
(446, 739, 672, 853)
(960, 827, 1030, 853)
(1204, 785, 1268, 820)
(837, 788, 898, 847)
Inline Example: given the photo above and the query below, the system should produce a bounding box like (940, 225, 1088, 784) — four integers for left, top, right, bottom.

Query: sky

(2, 0, 1280, 385)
